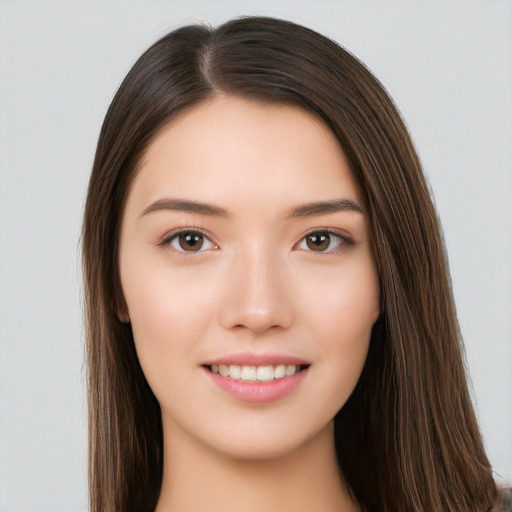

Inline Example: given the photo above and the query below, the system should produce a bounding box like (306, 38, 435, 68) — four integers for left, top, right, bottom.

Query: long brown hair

(82, 16, 496, 512)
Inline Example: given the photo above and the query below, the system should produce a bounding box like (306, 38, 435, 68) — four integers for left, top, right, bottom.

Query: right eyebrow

(140, 197, 231, 218)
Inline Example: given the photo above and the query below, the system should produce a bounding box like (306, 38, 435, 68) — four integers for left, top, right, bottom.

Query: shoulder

(492, 488, 512, 512)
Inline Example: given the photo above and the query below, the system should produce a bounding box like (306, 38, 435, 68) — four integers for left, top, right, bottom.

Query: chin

(201, 419, 335, 463)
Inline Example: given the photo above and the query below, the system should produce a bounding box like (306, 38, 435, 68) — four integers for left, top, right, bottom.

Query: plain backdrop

(0, 1, 510, 510)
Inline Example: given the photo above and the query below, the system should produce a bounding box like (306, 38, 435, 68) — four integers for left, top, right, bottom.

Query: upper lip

(203, 352, 310, 367)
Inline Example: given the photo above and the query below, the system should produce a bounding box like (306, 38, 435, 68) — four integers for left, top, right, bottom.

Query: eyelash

(158, 228, 354, 254)
(295, 229, 354, 253)
(158, 228, 218, 253)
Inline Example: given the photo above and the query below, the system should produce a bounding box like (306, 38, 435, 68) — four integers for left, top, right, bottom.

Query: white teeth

(256, 365, 274, 382)
(274, 364, 286, 379)
(228, 364, 241, 379)
(210, 363, 303, 381)
(240, 365, 257, 381)
(285, 364, 296, 376)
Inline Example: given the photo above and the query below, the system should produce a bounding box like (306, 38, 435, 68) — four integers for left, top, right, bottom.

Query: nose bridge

(219, 242, 294, 333)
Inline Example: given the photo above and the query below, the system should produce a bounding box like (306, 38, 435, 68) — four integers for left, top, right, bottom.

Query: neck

(155, 420, 358, 512)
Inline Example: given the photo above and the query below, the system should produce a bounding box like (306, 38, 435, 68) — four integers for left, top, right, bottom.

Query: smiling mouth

(205, 364, 309, 382)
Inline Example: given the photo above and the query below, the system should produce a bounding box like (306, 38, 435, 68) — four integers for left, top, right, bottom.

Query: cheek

(303, 259, 380, 343)
(300, 259, 379, 399)
(120, 255, 217, 379)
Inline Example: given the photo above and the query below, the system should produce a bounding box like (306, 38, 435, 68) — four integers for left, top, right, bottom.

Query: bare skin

(155, 420, 357, 512)
(119, 96, 377, 512)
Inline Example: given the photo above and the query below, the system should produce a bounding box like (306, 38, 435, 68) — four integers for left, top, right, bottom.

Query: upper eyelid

(156, 226, 354, 248)
(298, 227, 354, 244)
(293, 229, 355, 254)
(157, 227, 217, 247)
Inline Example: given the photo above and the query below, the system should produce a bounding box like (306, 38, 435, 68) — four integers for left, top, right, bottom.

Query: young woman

(82, 16, 506, 512)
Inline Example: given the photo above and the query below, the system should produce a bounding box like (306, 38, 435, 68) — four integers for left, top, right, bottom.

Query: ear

(375, 287, 384, 322)
(117, 309, 130, 323)
(114, 294, 130, 323)
(370, 289, 383, 325)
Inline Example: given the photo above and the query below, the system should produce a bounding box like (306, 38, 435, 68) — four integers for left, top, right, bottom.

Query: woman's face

(118, 96, 380, 460)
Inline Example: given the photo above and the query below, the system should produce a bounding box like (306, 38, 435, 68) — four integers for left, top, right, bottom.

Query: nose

(219, 248, 294, 334)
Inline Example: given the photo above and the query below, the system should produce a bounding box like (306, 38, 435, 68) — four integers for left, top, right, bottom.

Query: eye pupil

(306, 232, 330, 251)
(179, 232, 204, 251)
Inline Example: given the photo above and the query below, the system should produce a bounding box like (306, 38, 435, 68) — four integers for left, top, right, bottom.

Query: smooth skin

(118, 96, 380, 512)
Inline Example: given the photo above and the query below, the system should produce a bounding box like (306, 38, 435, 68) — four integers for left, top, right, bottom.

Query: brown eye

(297, 230, 350, 253)
(179, 232, 204, 251)
(305, 232, 331, 251)
(165, 230, 216, 253)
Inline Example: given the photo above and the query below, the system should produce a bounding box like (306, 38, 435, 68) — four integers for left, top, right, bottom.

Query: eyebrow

(286, 199, 365, 218)
(141, 197, 364, 219)
(141, 198, 230, 218)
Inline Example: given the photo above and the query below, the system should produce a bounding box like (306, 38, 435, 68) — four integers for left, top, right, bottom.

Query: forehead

(128, 95, 361, 214)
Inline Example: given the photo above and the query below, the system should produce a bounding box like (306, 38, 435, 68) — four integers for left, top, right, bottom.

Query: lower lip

(204, 367, 308, 403)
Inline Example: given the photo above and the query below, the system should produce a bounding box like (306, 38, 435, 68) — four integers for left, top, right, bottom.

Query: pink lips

(202, 352, 310, 403)
(205, 352, 309, 367)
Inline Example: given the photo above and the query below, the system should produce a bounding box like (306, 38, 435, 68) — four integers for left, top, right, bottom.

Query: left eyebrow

(286, 199, 365, 219)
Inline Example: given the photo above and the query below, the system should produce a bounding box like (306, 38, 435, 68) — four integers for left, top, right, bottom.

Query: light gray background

(0, 1, 510, 510)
